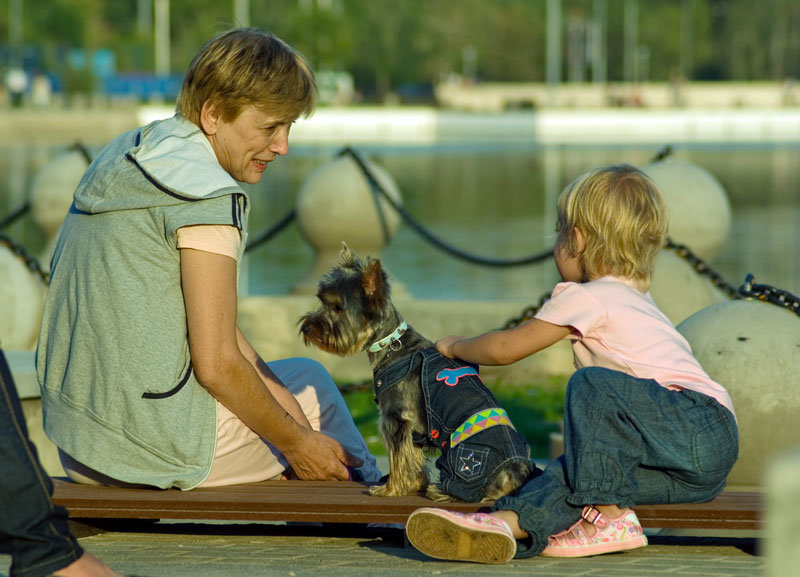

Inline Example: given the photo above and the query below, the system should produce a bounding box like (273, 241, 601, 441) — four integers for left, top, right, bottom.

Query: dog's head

(299, 243, 397, 357)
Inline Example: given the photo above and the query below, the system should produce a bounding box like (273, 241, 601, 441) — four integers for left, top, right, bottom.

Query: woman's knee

(269, 357, 334, 390)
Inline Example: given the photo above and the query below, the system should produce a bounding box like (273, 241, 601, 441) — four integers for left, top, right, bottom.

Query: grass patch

(341, 375, 568, 460)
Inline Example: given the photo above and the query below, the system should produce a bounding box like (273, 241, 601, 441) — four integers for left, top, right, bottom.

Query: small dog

(299, 244, 536, 502)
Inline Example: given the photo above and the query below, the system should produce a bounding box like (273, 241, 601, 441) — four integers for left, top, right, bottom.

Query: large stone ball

(643, 157, 731, 261)
(293, 154, 404, 294)
(650, 249, 729, 325)
(0, 246, 47, 350)
(296, 154, 402, 253)
(30, 148, 88, 237)
(677, 299, 800, 489)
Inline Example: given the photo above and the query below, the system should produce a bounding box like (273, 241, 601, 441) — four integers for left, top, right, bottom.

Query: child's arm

(436, 318, 571, 366)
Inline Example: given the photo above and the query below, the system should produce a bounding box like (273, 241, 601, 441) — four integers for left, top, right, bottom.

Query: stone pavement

(0, 522, 762, 577)
(0, 455, 766, 577)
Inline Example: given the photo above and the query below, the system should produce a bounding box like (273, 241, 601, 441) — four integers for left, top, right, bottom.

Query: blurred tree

(3, 0, 799, 100)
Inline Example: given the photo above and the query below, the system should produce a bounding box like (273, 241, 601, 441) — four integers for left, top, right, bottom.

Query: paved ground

(1, 522, 762, 577)
(0, 456, 764, 577)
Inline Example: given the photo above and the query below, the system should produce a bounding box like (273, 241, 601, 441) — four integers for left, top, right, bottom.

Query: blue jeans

(0, 350, 83, 577)
(494, 366, 739, 558)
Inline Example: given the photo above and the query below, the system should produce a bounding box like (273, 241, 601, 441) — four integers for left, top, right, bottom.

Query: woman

(37, 28, 380, 489)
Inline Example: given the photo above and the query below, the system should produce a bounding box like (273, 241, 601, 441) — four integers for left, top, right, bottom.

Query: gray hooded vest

(37, 115, 248, 489)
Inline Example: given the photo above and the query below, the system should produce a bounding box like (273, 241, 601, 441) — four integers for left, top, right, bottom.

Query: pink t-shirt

(535, 276, 735, 418)
(176, 224, 241, 260)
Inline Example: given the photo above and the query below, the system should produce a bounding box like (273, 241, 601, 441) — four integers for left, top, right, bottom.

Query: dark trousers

(0, 350, 82, 577)
(494, 366, 738, 558)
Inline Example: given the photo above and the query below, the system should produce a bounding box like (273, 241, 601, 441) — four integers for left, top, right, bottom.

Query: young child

(405, 164, 738, 564)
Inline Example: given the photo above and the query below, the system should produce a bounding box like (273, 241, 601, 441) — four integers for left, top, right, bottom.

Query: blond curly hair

(555, 164, 668, 292)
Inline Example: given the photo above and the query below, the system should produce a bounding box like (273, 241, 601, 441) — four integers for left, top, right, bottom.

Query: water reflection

(2, 142, 798, 301)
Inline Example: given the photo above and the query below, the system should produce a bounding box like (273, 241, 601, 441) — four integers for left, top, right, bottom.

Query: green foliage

(341, 375, 568, 460)
(9, 1, 800, 99)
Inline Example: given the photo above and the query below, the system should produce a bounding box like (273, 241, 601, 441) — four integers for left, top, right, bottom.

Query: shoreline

(2, 105, 799, 147)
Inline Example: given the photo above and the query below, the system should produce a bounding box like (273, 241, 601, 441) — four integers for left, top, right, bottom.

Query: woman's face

(202, 103, 293, 184)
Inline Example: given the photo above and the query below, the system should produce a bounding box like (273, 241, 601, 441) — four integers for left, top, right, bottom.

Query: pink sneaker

(540, 506, 647, 558)
(405, 507, 516, 564)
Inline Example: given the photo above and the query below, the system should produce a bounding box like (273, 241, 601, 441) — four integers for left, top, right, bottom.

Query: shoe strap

(581, 506, 609, 530)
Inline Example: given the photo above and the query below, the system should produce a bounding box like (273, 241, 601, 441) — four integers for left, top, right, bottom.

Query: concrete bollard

(0, 246, 47, 350)
(677, 299, 800, 490)
(643, 157, 732, 261)
(765, 450, 800, 577)
(30, 148, 88, 270)
(650, 249, 729, 326)
(293, 153, 405, 295)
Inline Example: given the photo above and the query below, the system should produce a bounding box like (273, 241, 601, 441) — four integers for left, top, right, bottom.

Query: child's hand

(436, 336, 464, 359)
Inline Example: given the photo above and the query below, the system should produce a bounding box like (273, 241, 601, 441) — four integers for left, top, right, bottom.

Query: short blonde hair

(176, 27, 317, 126)
(556, 164, 668, 292)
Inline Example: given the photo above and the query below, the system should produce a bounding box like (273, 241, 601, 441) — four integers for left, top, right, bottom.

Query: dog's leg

(424, 484, 458, 502)
(370, 409, 427, 497)
(481, 461, 534, 502)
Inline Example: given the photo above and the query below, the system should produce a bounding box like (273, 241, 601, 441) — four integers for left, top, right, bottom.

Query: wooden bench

(51, 478, 762, 531)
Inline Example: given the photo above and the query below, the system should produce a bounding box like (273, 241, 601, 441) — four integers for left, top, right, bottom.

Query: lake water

(2, 140, 798, 303)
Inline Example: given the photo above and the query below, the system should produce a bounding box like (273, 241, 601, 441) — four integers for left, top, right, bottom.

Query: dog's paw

(425, 484, 458, 502)
(369, 483, 401, 497)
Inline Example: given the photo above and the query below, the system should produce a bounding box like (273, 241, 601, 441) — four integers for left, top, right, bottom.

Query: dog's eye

(332, 304, 345, 313)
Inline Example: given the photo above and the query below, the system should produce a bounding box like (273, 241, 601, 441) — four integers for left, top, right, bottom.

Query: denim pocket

(689, 399, 738, 477)
(451, 445, 490, 481)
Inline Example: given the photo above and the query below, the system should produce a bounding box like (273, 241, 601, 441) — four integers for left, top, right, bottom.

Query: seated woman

(37, 27, 381, 490)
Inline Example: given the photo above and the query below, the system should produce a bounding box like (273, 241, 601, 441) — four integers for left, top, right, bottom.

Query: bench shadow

(647, 534, 760, 556)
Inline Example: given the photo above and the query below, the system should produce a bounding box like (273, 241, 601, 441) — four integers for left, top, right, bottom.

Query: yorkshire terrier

(299, 244, 536, 502)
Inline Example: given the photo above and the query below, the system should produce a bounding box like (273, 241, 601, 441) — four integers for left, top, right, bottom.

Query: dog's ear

(339, 241, 360, 269)
(362, 257, 389, 310)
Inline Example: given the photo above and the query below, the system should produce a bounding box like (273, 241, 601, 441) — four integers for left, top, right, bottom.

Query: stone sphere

(296, 154, 402, 253)
(643, 157, 731, 261)
(677, 299, 800, 489)
(30, 148, 88, 237)
(0, 246, 46, 350)
(293, 154, 404, 294)
(650, 249, 728, 326)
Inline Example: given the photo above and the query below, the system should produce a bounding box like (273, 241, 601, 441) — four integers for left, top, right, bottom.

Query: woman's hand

(282, 428, 363, 481)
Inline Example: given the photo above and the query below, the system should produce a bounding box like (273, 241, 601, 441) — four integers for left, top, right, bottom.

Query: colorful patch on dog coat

(436, 366, 481, 387)
(450, 408, 516, 447)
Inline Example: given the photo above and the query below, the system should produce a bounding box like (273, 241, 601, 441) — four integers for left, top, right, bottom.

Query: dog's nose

(300, 323, 310, 334)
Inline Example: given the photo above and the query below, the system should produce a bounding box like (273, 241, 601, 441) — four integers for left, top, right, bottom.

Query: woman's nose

(269, 126, 290, 156)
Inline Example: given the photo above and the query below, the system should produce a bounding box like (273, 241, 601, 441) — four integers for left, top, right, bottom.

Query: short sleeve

(535, 282, 605, 339)
(177, 224, 241, 261)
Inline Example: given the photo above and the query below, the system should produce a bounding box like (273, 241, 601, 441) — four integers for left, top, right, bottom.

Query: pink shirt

(176, 224, 241, 260)
(535, 276, 735, 418)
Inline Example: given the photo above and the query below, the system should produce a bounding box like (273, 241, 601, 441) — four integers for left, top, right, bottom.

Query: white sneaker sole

(405, 509, 516, 565)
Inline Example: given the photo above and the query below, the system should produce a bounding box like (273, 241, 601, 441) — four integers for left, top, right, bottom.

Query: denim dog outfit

(373, 347, 535, 502)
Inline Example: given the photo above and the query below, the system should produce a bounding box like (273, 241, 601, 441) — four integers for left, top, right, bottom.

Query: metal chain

(663, 237, 740, 299)
(0, 233, 49, 285)
(739, 273, 800, 317)
(501, 291, 552, 330)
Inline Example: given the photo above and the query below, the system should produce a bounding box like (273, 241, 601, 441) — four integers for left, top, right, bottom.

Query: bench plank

(51, 479, 762, 530)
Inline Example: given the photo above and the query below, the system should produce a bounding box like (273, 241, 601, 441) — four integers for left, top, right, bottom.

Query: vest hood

(73, 115, 242, 215)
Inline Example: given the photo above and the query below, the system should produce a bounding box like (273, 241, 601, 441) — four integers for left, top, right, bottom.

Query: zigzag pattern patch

(450, 407, 516, 447)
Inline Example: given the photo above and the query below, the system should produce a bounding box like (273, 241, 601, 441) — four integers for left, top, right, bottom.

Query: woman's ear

(199, 100, 220, 135)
